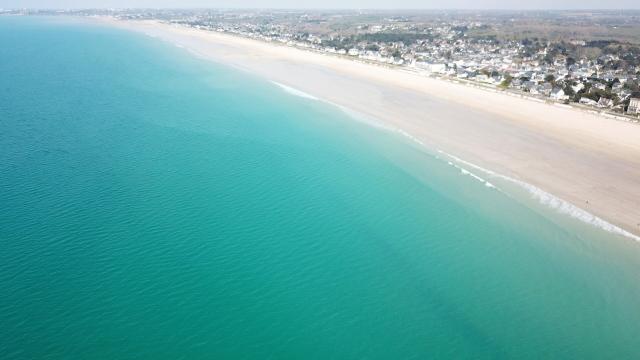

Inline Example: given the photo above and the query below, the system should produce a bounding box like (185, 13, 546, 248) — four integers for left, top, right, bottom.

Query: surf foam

(272, 81, 319, 101)
(438, 150, 640, 242)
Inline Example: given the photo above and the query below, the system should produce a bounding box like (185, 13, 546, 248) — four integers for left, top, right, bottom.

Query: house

(579, 97, 598, 106)
(429, 63, 447, 73)
(522, 81, 543, 94)
(617, 92, 631, 103)
(550, 88, 569, 101)
(572, 82, 585, 93)
(594, 83, 607, 91)
(416, 62, 446, 74)
(541, 83, 553, 96)
(347, 48, 360, 56)
(474, 74, 489, 83)
(597, 97, 614, 108)
(628, 98, 640, 115)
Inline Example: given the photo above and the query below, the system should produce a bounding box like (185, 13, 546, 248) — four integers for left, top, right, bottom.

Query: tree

(500, 75, 513, 89)
(365, 44, 380, 51)
(563, 84, 575, 97)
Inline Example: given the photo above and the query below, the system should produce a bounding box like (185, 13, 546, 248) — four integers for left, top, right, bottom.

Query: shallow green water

(1, 16, 640, 359)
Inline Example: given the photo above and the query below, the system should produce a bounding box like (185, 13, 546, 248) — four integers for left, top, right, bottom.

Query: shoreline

(273, 80, 640, 241)
(207, 28, 640, 125)
(101, 18, 640, 239)
(151, 20, 640, 126)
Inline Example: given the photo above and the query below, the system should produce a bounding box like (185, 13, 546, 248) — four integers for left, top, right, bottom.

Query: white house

(597, 97, 614, 108)
(579, 97, 598, 106)
(572, 83, 585, 93)
(550, 88, 569, 101)
(594, 83, 607, 91)
(628, 98, 640, 115)
(474, 74, 489, 83)
(416, 62, 447, 74)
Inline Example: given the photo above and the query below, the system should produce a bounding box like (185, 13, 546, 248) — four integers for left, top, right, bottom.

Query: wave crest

(272, 81, 319, 101)
(439, 151, 640, 242)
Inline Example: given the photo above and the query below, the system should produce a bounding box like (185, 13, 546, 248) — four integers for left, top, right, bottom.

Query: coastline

(102, 18, 640, 239)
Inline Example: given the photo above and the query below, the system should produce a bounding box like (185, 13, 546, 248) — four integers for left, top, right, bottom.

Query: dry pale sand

(106, 19, 640, 238)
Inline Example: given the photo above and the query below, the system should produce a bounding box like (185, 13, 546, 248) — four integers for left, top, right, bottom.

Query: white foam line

(185, 48, 208, 60)
(455, 166, 497, 188)
(438, 150, 640, 242)
(370, 127, 499, 190)
(272, 81, 319, 101)
(269, 82, 399, 135)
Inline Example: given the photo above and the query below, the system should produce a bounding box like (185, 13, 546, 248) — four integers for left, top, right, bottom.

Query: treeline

(585, 40, 620, 48)
(322, 32, 434, 49)
(517, 37, 640, 68)
(571, 80, 640, 104)
(357, 33, 434, 46)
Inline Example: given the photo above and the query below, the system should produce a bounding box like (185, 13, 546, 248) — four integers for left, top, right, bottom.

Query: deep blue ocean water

(2, 16, 640, 359)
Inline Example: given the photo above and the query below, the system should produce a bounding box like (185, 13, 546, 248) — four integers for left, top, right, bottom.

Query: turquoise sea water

(2, 17, 640, 359)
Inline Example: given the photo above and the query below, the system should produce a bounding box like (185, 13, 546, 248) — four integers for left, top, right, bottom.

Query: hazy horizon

(2, 0, 640, 10)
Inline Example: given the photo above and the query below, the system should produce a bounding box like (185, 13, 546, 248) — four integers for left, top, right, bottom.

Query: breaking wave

(272, 81, 319, 101)
(438, 151, 640, 242)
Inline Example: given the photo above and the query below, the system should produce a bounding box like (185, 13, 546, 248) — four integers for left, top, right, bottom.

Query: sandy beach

(106, 19, 640, 238)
